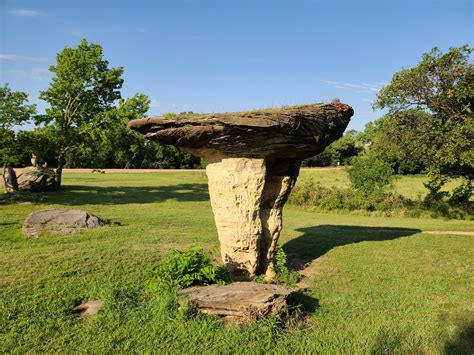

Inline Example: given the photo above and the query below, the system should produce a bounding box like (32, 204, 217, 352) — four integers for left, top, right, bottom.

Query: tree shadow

(283, 225, 421, 271)
(44, 184, 209, 205)
(445, 321, 474, 354)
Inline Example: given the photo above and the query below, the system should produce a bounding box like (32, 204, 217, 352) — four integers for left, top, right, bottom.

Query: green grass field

(1, 170, 473, 353)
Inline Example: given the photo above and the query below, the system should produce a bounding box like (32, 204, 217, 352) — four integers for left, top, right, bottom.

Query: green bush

(348, 153, 394, 196)
(289, 180, 406, 215)
(145, 248, 229, 292)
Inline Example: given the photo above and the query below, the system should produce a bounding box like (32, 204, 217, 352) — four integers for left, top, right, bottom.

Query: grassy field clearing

(1, 171, 473, 353)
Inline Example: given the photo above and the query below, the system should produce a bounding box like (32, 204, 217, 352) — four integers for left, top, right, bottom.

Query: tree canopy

(373, 45, 473, 179)
(38, 39, 124, 188)
(0, 85, 36, 168)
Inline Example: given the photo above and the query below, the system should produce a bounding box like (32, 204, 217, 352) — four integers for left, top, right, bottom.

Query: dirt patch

(293, 256, 336, 290)
(424, 231, 474, 236)
(73, 300, 104, 316)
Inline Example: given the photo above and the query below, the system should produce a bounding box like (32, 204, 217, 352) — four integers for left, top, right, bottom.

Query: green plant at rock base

(273, 247, 301, 287)
(145, 248, 229, 292)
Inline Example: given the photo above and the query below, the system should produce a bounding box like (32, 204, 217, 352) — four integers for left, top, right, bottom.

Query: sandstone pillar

(129, 101, 354, 280)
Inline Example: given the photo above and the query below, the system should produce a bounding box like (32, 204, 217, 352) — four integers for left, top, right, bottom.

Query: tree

(0, 84, 36, 130)
(303, 130, 362, 167)
(38, 39, 124, 188)
(361, 110, 431, 174)
(327, 129, 362, 165)
(0, 85, 36, 189)
(102, 93, 152, 168)
(16, 126, 60, 167)
(373, 45, 473, 202)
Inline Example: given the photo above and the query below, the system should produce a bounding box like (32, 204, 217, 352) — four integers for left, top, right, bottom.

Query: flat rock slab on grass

(73, 300, 104, 317)
(178, 282, 291, 320)
(23, 209, 106, 238)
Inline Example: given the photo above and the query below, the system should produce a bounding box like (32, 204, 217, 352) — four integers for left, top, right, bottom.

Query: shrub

(289, 180, 407, 215)
(348, 153, 394, 196)
(145, 248, 228, 292)
(449, 178, 472, 206)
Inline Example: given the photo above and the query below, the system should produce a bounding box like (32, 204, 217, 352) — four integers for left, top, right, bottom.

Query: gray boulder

(17, 166, 57, 192)
(23, 209, 107, 238)
(178, 282, 291, 320)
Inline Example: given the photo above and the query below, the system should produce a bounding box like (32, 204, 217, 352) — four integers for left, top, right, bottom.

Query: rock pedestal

(129, 101, 353, 280)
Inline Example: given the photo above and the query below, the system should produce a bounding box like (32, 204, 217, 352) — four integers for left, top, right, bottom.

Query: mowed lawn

(1, 170, 473, 353)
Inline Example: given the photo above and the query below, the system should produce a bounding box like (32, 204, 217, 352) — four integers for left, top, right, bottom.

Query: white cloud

(8, 9, 41, 17)
(150, 99, 159, 108)
(69, 30, 87, 38)
(137, 28, 149, 34)
(7, 68, 49, 81)
(0, 54, 40, 62)
(322, 80, 387, 94)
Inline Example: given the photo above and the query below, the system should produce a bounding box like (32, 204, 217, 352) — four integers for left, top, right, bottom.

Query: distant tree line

(1, 41, 472, 201)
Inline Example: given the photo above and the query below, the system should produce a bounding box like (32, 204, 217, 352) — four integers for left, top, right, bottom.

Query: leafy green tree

(0, 84, 36, 180)
(0, 84, 36, 130)
(361, 110, 430, 174)
(15, 126, 60, 167)
(102, 93, 152, 168)
(38, 39, 124, 188)
(327, 129, 362, 165)
(303, 130, 362, 167)
(348, 153, 394, 196)
(373, 45, 473, 203)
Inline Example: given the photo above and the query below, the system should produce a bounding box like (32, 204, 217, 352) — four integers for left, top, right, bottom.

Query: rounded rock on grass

(22, 208, 107, 238)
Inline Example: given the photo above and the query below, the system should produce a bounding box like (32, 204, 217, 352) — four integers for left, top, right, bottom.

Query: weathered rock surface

(129, 102, 353, 279)
(129, 101, 353, 160)
(23, 209, 106, 238)
(17, 166, 56, 192)
(178, 282, 291, 319)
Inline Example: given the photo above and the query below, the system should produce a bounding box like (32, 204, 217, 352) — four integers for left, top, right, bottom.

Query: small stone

(73, 300, 104, 316)
(22, 208, 107, 238)
(178, 282, 291, 320)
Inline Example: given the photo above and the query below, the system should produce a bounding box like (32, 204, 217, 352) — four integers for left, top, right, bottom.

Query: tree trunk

(2, 164, 8, 194)
(55, 149, 66, 190)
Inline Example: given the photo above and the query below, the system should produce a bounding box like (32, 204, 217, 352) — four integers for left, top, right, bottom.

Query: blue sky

(1, 0, 472, 131)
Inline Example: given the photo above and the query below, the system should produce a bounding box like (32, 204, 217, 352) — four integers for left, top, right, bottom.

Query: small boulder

(17, 166, 56, 192)
(178, 282, 291, 320)
(23, 209, 107, 238)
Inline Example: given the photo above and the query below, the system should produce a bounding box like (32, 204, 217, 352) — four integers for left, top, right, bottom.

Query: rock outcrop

(17, 166, 56, 192)
(23, 209, 107, 238)
(129, 101, 353, 279)
(178, 282, 291, 320)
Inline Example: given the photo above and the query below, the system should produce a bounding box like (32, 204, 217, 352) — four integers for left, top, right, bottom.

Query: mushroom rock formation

(129, 101, 354, 280)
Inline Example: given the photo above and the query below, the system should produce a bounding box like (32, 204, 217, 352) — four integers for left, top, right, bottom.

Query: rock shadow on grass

(284, 225, 421, 271)
(44, 183, 209, 205)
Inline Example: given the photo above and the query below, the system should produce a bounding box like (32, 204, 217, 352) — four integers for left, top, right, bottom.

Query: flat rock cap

(129, 100, 354, 160)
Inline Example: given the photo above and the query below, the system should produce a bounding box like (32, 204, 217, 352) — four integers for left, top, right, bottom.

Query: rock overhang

(128, 101, 354, 160)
